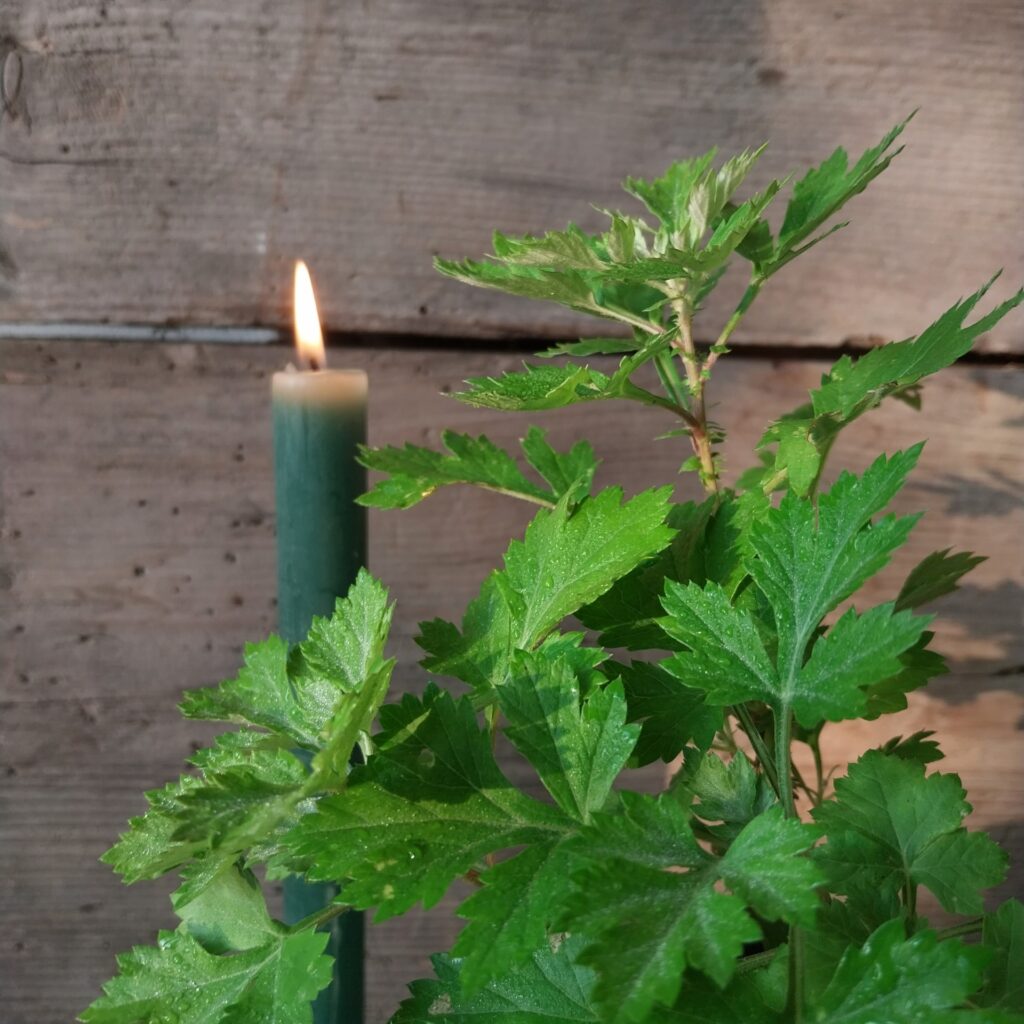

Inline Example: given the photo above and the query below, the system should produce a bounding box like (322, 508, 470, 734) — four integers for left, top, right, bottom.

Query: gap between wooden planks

(1, 338, 1021, 1023)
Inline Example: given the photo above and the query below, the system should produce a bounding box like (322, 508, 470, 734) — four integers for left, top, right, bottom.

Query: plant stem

(810, 734, 826, 805)
(704, 278, 762, 375)
(774, 707, 804, 1022)
(937, 917, 984, 941)
(732, 704, 781, 799)
(774, 709, 796, 819)
(671, 298, 718, 493)
(654, 351, 690, 412)
(287, 900, 349, 934)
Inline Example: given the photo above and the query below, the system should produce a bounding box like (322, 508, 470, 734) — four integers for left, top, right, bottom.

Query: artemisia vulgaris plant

(85, 116, 1024, 1023)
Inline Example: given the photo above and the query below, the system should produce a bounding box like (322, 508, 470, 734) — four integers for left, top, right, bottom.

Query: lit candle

(273, 261, 366, 1024)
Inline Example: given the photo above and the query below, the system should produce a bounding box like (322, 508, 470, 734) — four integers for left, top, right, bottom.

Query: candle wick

(308, 355, 322, 372)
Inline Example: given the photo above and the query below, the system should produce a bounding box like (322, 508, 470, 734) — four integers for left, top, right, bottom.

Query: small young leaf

(876, 730, 944, 765)
(813, 750, 1008, 915)
(537, 337, 639, 358)
(672, 749, 776, 846)
(896, 548, 986, 611)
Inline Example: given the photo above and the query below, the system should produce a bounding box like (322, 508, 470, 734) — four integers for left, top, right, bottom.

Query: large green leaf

(81, 927, 332, 1024)
(417, 486, 674, 697)
(285, 688, 567, 920)
(559, 803, 820, 1021)
(811, 919, 988, 1023)
(977, 900, 1024, 1012)
(392, 934, 600, 1024)
(452, 841, 573, 993)
(813, 751, 1008, 914)
(500, 651, 639, 822)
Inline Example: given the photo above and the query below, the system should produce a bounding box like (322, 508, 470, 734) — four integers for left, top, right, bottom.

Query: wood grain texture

(1, 1, 1022, 349)
(1, 338, 1022, 1023)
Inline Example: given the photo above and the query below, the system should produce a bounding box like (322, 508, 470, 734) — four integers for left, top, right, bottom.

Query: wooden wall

(2, 341, 1022, 1022)
(1, 1, 1023, 1022)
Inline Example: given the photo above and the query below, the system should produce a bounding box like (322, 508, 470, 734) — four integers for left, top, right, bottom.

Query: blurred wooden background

(1, 2, 1022, 1022)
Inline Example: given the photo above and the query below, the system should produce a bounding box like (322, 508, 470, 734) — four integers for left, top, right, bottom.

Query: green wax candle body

(272, 367, 368, 1024)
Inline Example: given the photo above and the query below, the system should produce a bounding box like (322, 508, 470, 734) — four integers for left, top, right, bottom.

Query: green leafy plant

(85, 117, 1024, 1023)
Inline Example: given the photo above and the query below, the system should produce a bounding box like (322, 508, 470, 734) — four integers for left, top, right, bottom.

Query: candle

(273, 261, 367, 1024)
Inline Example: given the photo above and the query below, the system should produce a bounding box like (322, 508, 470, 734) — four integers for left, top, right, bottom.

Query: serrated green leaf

(170, 747, 308, 849)
(978, 900, 1024, 1012)
(746, 449, 923, 706)
(813, 278, 1024, 421)
(180, 637, 322, 748)
(392, 934, 600, 1024)
(876, 730, 944, 765)
(760, 282, 1024, 493)
(813, 750, 1008, 915)
(520, 427, 598, 504)
(286, 689, 567, 920)
(795, 603, 931, 726)
(577, 499, 715, 650)
(500, 652, 638, 821)
(453, 841, 572, 993)
(181, 571, 395, 764)
(614, 661, 721, 766)
(455, 363, 615, 412)
(358, 431, 552, 509)
(811, 919, 988, 1023)
(896, 548, 986, 611)
(665, 452, 924, 721)
(537, 337, 639, 358)
(287, 569, 394, 700)
(80, 927, 332, 1024)
(358, 428, 597, 511)
(560, 805, 820, 1020)
(417, 486, 674, 697)
(764, 115, 912, 275)
(564, 791, 707, 871)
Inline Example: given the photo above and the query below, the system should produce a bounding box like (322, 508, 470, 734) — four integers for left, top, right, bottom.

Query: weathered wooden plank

(1, 1, 1023, 349)
(1, 339, 1022, 1023)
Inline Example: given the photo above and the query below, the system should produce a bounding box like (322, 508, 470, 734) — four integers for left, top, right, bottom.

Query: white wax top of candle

(272, 366, 368, 407)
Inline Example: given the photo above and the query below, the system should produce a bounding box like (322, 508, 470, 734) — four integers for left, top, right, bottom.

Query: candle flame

(293, 260, 326, 369)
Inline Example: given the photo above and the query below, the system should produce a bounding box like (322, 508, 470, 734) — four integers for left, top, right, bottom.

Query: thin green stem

(773, 708, 804, 1022)
(774, 710, 796, 818)
(809, 733, 826, 804)
(671, 298, 719, 493)
(287, 901, 349, 934)
(654, 351, 690, 411)
(732, 704, 781, 799)
(937, 917, 984, 941)
(903, 878, 918, 930)
(705, 277, 763, 374)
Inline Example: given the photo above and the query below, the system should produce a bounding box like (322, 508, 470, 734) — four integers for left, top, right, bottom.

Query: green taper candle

(273, 262, 367, 1024)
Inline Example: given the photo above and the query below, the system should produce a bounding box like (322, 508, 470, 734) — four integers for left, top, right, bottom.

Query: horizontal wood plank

(1, 338, 1022, 1022)
(1, 1, 1022, 349)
